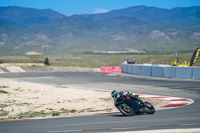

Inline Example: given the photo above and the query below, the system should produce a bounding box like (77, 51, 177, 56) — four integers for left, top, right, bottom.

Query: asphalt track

(0, 72, 200, 133)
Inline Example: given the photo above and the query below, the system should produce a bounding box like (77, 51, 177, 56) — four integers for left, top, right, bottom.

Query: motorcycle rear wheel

(144, 102, 155, 114)
(118, 103, 135, 116)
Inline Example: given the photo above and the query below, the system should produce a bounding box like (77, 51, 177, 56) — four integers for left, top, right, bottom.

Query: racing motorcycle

(111, 90, 155, 116)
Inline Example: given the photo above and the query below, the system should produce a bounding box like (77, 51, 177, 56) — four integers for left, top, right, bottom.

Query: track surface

(0, 72, 200, 133)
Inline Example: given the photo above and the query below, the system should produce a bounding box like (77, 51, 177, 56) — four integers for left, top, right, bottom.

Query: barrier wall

(127, 64, 133, 74)
(122, 64, 200, 80)
(132, 65, 141, 75)
(152, 66, 163, 77)
(122, 64, 127, 73)
(163, 67, 176, 78)
(176, 67, 193, 79)
(193, 67, 200, 80)
(141, 66, 151, 76)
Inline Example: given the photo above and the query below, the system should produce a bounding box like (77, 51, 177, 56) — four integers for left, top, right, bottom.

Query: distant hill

(0, 6, 66, 25)
(83, 6, 200, 27)
(0, 6, 200, 55)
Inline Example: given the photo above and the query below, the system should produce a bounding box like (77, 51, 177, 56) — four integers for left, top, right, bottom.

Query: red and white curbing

(137, 94, 194, 110)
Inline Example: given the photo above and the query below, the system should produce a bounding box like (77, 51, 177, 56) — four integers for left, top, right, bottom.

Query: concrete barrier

(122, 64, 200, 80)
(193, 67, 200, 80)
(127, 64, 133, 74)
(152, 66, 163, 77)
(163, 67, 176, 78)
(141, 66, 152, 76)
(132, 65, 141, 75)
(175, 67, 193, 79)
(122, 64, 127, 73)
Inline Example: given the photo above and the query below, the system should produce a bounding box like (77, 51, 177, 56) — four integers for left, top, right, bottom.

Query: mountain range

(0, 6, 200, 55)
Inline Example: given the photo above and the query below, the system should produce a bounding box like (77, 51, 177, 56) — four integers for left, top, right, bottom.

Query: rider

(111, 90, 146, 113)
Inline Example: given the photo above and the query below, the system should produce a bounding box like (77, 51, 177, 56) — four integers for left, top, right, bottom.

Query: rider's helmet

(111, 90, 118, 98)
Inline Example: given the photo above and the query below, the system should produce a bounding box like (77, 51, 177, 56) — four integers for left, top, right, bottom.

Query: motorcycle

(111, 90, 155, 116)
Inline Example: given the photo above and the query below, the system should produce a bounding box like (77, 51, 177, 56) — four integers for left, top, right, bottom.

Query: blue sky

(1, 0, 200, 15)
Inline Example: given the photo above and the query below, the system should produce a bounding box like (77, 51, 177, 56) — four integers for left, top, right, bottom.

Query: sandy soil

(0, 78, 170, 120)
(0, 63, 44, 73)
(0, 63, 101, 72)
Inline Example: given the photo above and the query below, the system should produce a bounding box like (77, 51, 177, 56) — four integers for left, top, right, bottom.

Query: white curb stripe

(138, 94, 194, 108)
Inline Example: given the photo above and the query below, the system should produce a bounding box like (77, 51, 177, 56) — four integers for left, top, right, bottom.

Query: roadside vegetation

(0, 86, 9, 94)
(0, 53, 199, 72)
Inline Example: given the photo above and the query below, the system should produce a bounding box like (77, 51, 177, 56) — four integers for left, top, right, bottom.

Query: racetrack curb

(137, 94, 194, 110)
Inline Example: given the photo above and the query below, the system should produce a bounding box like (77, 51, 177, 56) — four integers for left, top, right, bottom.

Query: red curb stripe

(149, 97, 169, 98)
(170, 99, 190, 101)
(162, 103, 188, 107)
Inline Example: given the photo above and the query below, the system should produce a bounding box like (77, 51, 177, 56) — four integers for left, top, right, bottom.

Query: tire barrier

(122, 64, 200, 80)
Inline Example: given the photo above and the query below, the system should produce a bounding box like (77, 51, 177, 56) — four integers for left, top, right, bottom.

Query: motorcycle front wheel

(144, 102, 155, 114)
(118, 103, 135, 116)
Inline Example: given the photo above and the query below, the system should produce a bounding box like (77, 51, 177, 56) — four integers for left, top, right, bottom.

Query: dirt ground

(0, 78, 170, 120)
(0, 63, 101, 72)
(0, 63, 44, 72)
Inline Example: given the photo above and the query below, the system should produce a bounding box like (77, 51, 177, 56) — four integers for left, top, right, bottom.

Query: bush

(0, 90, 8, 94)
(52, 111, 60, 116)
(70, 109, 77, 113)
(0, 86, 9, 88)
(0, 110, 8, 116)
(44, 57, 50, 66)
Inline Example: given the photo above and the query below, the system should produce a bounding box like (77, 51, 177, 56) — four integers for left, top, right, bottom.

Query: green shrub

(0, 90, 8, 94)
(44, 57, 50, 66)
(60, 108, 70, 113)
(18, 110, 47, 119)
(70, 109, 77, 113)
(0, 86, 9, 88)
(52, 111, 60, 116)
(0, 110, 8, 116)
(0, 104, 8, 108)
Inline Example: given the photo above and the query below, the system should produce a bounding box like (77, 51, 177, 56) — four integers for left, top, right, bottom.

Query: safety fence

(122, 64, 200, 80)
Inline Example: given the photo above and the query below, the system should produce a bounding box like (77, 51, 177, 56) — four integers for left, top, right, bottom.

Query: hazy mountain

(0, 6, 66, 25)
(84, 6, 200, 27)
(0, 6, 200, 55)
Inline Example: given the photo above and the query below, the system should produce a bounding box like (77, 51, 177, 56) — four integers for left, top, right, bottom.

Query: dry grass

(0, 53, 199, 73)
(1, 53, 199, 69)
